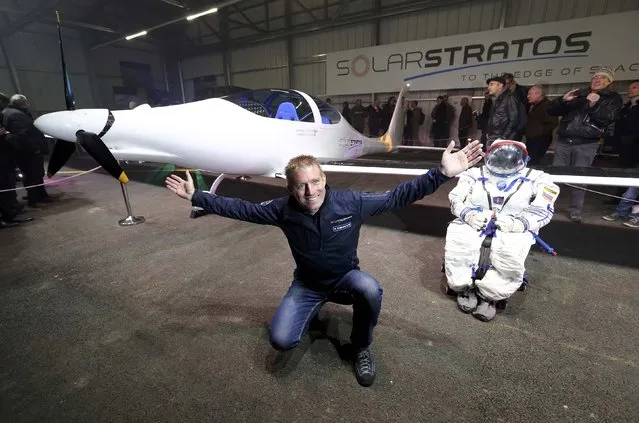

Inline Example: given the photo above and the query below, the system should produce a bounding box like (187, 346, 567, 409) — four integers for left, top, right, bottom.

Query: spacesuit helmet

(485, 140, 528, 176)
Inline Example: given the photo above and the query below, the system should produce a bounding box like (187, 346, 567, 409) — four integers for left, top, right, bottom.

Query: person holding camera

(547, 66, 623, 222)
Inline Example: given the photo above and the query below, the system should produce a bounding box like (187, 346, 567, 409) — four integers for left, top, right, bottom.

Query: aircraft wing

(320, 161, 639, 188)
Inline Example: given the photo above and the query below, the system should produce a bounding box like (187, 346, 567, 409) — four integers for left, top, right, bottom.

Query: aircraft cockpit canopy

(221, 89, 341, 124)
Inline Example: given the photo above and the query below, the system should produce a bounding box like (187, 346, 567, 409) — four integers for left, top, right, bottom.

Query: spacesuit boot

(472, 295, 496, 322)
(456, 287, 477, 313)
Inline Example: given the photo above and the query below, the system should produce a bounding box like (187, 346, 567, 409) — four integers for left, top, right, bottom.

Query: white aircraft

(34, 85, 407, 191)
(33, 83, 639, 193)
(33, 14, 639, 196)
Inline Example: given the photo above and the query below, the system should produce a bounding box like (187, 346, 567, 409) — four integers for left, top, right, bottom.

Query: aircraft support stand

(118, 182, 145, 226)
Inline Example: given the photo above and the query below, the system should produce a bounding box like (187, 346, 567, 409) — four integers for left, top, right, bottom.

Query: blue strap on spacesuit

(478, 212, 557, 256)
(529, 231, 557, 256)
(502, 176, 529, 192)
(480, 216, 498, 238)
(460, 205, 484, 221)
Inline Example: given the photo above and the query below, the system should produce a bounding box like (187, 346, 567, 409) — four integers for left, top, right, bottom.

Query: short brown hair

(284, 155, 324, 182)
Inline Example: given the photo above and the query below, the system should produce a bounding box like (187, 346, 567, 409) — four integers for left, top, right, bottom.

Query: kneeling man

(166, 141, 484, 386)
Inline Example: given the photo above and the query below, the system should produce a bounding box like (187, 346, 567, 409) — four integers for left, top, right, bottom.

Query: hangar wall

(1, 0, 637, 120)
(87, 44, 166, 110)
(180, 0, 639, 103)
(179, 0, 639, 143)
(0, 19, 166, 114)
(0, 23, 94, 113)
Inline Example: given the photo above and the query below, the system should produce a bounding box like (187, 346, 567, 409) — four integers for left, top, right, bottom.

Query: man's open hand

(563, 88, 580, 102)
(166, 171, 195, 201)
(440, 140, 484, 177)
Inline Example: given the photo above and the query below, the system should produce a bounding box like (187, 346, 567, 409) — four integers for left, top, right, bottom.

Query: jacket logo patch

(330, 215, 352, 224)
(542, 186, 558, 202)
(332, 222, 352, 232)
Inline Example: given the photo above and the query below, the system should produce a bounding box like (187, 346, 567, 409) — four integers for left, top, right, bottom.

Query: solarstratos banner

(326, 11, 639, 95)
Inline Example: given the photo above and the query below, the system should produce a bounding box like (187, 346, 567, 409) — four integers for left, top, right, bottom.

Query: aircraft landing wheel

(496, 299, 508, 310)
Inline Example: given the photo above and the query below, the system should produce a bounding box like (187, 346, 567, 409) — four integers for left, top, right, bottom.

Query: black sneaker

(354, 347, 376, 387)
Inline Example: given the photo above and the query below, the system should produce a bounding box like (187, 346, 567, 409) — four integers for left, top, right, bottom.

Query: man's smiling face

(288, 164, 326, 215)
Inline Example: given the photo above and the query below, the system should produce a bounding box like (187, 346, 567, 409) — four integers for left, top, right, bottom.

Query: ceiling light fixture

(125, 30, 147, 40)
(186, 7, 218, 21)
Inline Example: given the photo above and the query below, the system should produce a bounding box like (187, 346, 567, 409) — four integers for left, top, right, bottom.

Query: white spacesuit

(444, 140, 560, 322)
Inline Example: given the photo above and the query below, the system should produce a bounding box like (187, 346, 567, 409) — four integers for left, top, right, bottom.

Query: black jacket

(0, 112, 17, 174)
(2, 105, 47, 155)
(614, 99, 639, 140)
(458, 105, 473, 130)
(547, 88, 623, 143)
(477, 97, 492, 131)
(511, 83, 530, 111)
(191, 168, 451, 284)
(0, 115, 10, 161)
(486, 89, 520, 142)
(524, 97, 558, 139)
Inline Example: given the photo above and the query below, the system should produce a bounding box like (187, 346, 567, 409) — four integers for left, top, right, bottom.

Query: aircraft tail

(379, 83, 410, 152)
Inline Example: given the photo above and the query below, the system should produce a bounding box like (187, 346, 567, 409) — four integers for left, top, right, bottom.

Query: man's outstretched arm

(166, 171, 281, 226)
(360, 140, 484, 217)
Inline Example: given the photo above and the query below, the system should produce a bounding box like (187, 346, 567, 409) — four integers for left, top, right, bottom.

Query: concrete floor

(1, 154, 638, 422)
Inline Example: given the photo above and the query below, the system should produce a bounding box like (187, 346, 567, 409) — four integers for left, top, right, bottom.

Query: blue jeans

(268, 270, 383, 351)
(616, 186, 639, 216)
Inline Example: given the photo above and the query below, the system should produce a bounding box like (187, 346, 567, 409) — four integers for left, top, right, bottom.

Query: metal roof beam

(180, 0, 475, 57)
(0, 0, 63, 39)
(295, 0, 320, 22)
(89, 0, 246, 50)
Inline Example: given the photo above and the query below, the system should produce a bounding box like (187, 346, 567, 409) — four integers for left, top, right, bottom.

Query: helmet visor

(485, 143, 527, 175)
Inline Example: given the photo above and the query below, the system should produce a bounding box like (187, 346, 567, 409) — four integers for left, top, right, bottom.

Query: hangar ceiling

(0, 0, 476, 55)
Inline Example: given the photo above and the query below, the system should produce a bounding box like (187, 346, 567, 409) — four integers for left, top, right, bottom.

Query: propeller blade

(76, 131, 129, 183)
(47, 140, 77, 178)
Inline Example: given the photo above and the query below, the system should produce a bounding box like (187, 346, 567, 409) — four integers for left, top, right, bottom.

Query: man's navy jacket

(191, 168, 451, 283)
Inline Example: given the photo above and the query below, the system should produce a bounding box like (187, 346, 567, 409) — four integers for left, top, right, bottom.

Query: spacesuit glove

(464, 210, 493, 231)
(495, 214, 526, 233)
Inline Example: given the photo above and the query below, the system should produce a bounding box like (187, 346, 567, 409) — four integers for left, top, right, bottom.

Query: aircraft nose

(34, 109, 110, 142)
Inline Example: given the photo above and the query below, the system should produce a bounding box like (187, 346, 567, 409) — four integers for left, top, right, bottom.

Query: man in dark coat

(524, 84, 558, 165)
(484, 76, 521, 148)
(2, 94, 52, 207)
(547, 66, 623, 222)
(0, 92, 33, 226)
